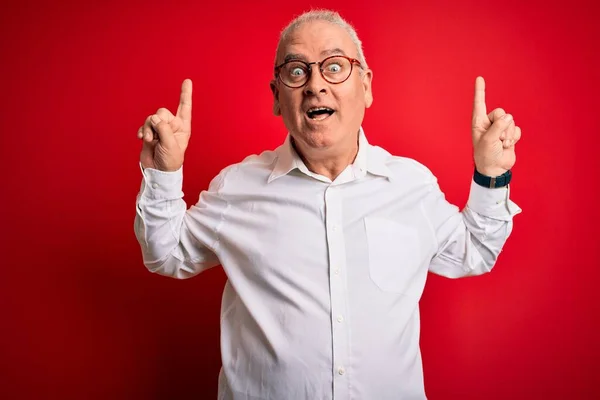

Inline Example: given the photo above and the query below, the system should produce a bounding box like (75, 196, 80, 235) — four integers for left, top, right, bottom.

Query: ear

(362, 69, 373, 108)
(270, 80, 281, 116)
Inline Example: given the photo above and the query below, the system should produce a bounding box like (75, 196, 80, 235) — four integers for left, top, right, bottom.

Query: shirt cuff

(138, 162, 184, 200)
(466, 180, 522, 221)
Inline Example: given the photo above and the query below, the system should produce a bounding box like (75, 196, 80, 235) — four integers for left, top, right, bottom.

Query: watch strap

(473, 168, 512, 188)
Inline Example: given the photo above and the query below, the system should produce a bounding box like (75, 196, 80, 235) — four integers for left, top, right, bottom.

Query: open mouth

(306, 107, 335, 120)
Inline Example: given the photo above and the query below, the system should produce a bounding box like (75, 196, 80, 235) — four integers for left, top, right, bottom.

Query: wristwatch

(473, 168, 512, 188)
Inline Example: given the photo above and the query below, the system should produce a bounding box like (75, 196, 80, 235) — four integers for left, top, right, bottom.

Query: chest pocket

(364, 217, 426, 294)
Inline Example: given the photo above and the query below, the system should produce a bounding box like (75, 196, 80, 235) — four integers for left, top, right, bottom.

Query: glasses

(274, 55, 362, 88)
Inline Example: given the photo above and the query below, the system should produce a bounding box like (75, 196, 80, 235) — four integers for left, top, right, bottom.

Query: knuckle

(156, 107, 172, 119)
(500, 116, 513, 127)
(492, 108, 506, 118)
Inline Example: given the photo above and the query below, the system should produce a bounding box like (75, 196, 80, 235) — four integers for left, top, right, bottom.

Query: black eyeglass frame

(274, 55, 363, 88)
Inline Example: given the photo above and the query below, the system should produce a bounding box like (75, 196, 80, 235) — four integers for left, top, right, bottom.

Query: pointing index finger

(473, 76, 487, 119)
(177, 78, 193, 121)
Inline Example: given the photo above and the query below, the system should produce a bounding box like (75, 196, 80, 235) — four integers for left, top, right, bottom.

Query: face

(271, 21, 373, 151)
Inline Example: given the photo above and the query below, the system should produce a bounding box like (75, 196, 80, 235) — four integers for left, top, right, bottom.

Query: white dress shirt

(134, 128, 521, 400)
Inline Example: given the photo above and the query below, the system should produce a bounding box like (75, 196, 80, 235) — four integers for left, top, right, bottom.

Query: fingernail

(502, 114, 513, 122)
(151, 115, 161, 125)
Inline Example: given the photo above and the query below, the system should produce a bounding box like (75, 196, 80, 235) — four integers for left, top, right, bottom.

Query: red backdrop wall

(1, 0, 599, 399)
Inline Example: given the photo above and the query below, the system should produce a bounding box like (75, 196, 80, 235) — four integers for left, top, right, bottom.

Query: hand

(137, 79, 193, 171)
(471, 76, 521, 177)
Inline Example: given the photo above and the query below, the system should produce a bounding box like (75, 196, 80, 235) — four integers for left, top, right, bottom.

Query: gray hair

(274, 9, 368, 69)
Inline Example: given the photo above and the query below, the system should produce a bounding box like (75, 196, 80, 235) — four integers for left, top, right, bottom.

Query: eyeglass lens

(279, 56, 353, 87)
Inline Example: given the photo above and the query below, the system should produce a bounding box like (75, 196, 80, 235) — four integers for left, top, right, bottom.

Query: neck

(291, 133, 359, 181)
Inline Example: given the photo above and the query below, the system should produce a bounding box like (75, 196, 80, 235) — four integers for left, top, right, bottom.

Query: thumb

(488, 108, 506, 123)
(487, 113, 514, 139)
(150, 115, 177, 148)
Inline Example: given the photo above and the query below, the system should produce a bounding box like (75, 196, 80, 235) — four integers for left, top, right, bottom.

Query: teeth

(308, 107, 332, 112)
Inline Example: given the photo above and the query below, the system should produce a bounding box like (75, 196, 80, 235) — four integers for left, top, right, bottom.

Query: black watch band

(473, 168, 512, 188)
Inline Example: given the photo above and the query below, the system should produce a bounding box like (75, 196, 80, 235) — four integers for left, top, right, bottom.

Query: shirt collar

(268, 127, 393, 183)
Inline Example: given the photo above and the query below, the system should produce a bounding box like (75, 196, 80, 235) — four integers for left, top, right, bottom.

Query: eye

(290, 67, 305, 77)
(327, 63, 342, 73)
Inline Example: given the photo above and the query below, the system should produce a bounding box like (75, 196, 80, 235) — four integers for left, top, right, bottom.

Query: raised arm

(134, 79, 224, 279)
(427, 76, 522, 278)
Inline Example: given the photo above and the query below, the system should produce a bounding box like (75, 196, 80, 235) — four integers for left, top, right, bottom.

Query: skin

(471, 76, 522, 177)
(269, 20, 374, 180)
(138, 21, 521, 181)
(137, 79, 192, 172)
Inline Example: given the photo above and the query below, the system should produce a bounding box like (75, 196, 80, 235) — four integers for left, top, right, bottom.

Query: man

(134, 9, 522, 400)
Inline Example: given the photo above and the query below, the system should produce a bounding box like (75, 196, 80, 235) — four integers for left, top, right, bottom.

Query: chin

(294, 129, 340, 149)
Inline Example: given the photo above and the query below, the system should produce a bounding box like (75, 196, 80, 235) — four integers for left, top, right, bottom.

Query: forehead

(277, 20, 356, 63)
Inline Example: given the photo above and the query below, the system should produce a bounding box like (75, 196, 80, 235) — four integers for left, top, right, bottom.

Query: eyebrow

(283, 53, 307, 63)
(282, 48, 348, 63)
(321, 48, 347, 57)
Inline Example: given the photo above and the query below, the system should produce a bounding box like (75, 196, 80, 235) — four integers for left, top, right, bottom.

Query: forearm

(428, 181, 521, 278)
(134, 165, 220, 279)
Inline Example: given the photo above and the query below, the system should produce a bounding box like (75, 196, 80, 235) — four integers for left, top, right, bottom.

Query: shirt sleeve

(424, 177, 522, 278)
(133, 163, 228, 279)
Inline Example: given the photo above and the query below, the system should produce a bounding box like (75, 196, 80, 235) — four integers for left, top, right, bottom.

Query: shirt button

(337, 315, 344, 323)
(338, 367, 346, 375)
(332, 225, 338, 231)
(334, 269, 340, 275)
(152, 183, 159, 189)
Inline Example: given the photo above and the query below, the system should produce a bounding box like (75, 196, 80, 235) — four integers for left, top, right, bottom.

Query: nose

(303, 67, 328, 96)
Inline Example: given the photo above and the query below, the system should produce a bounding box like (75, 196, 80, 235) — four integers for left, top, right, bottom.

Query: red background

(1, 0, 599, 399)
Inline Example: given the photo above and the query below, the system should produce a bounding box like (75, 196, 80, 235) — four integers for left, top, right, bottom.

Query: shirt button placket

(325, 185, 350, 399)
